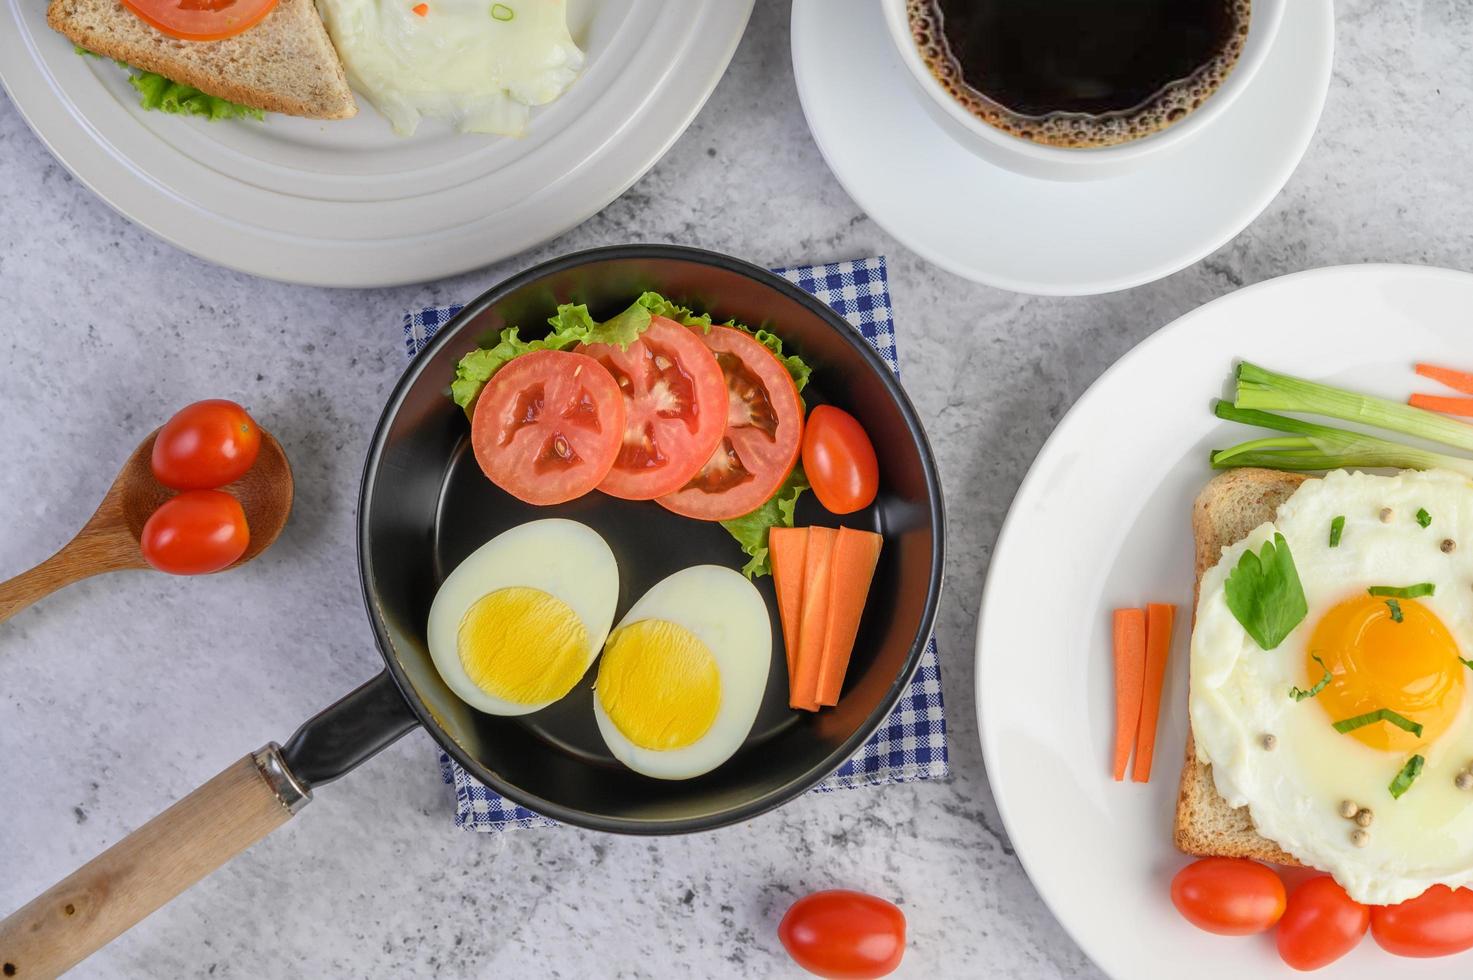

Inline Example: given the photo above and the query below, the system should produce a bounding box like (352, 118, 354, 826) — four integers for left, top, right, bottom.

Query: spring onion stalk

(1235, 362, 1473, 453)
(1210, 402, 1473, 476)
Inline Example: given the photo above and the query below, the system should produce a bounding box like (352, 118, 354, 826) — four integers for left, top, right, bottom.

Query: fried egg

(593, 565, 771, 780)
(317, 0, 584, 136)
(1192, 469, 1473, 904)
(427, 519, 617, 715)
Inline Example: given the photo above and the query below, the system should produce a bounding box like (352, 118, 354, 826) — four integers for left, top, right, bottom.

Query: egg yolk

(596, 619, 721, 751)
(1308, 594, 1465, 751)
(457, 586, 589, 704)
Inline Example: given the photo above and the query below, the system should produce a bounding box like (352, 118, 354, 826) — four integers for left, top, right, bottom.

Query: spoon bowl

(0, 428, 292, 623)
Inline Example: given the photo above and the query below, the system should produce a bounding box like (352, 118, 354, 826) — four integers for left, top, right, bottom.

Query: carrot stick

(769, 526, 808, 693)
(791, 527, 836, 711)
(1409, 393, 1473, 417)
(1132, 603, 1176, 783)
(1415, 363, 1473, 395)
(1112, 608, 1146, 782)
(815, 528, 883, 706)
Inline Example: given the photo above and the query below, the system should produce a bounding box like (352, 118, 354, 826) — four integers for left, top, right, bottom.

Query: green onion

(1329, 515, 1345, 547)
(1417, 508, 1433, 529)
(490, 2, 513, 18)
(1368, 583, 1435, 598)
(1333, 708, 1424, 738)
(1389, 754, 1426, 799)
(1290, 654, 1333, 701)
(1210, 403, 1473, 476)
(1386, 598, 1404, 623)
(1235, 362, 1473, 453)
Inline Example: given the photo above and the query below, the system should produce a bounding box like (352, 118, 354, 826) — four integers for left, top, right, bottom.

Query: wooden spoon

(0, 429, 293, 624)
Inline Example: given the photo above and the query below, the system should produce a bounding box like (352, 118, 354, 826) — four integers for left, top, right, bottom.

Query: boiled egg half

(593, 565, 771, 780)
(427, 519, 617, 715)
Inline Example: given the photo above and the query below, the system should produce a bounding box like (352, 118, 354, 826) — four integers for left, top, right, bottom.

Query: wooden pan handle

(0, 745, 310, 977)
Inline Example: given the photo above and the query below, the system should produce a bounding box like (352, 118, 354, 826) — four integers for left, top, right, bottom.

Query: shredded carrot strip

(1409, 393, 1473, 417)
(1415, 363, 1473, 396)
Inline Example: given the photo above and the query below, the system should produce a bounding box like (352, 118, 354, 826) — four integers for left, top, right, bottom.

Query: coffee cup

(880, 0, 1286, 181)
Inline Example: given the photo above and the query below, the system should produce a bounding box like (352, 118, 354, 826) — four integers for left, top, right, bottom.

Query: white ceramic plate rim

(789, 0, 1334, 296)
(976, 264, 1473, 979)
(0, 0, 752, 287)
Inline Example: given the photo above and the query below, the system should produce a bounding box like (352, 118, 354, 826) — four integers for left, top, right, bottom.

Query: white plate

(790, 0, 1333, 296)
(0, 0, 752, 287)
(977, 265, 1473, 979)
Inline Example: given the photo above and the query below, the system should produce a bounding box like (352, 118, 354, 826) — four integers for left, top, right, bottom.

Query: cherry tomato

(801, 405, 879, 515)
(1170, 858, 1286, 936)
(778, 890, 905, 979)
(140, 490, 250, 575)
(152, 400, 262, 490)
(1371, 884, 1473, 958)
(658, 326, 804, 521)
(471, 350, 625, 506)
(1276, 875, 1369, 971)
(120, 0, 278, 41)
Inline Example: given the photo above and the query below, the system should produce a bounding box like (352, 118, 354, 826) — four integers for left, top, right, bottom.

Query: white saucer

(790, 0, 1334, 296)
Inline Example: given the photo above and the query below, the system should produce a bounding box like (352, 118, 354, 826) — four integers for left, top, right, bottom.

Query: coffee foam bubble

(907, 0, 1250, 149)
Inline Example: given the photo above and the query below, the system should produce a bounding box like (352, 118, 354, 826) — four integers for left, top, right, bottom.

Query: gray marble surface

(2, 1, 1471, 977)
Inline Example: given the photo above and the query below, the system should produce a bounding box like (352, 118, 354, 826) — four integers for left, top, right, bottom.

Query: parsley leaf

(1368, 583, 1435, 599)
(1386, 598, 1404, 623)
(1329, 515, 1345, 547)
(1224, 532, 1309, 650)
(1417, 507, 1432, 529)
(1332, 708, 1423, 738)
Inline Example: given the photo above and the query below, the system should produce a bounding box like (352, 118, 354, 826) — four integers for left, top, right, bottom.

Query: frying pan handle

(0, 671, 419, 975)
(0, 745, 309, 978)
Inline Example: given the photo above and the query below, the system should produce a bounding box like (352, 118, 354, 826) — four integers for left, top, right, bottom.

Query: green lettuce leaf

(450, 296, 664, 416)
(719, 467, 809, 578)
(747, 327, 811, 393)
(75, 47, 262, 120)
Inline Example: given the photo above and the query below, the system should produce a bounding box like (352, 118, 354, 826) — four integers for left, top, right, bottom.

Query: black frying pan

(0, 245, 944, 976)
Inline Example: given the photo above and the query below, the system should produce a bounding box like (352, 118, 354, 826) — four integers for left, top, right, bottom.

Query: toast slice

(1173, 467, 1310, 866)
(48, 0, 355, 120)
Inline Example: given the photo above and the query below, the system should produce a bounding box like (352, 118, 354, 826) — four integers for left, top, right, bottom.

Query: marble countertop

(3, 1, 1472, 976)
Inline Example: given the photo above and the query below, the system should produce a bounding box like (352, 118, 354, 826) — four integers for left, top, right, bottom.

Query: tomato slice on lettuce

(658, 325, 804, 522)
(470, 350, 624, 506)
(577, 316, 727, 500)
(122, 0, 279, 41)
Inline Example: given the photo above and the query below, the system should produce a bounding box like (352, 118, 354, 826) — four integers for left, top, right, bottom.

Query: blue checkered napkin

(404, 256, 949, 831)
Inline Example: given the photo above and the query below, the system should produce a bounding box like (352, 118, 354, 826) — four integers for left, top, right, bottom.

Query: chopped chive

(1386, 598, 1404, 623)
(1329, 515, 1346, 547)
(1290, 654, 1333, 701)
(1417, 508, 1432, 529)
(1332, 708, 1424, 738)
(1389, 754, 1426, 799)
(490, 2, 513, 18)
(1367, 583, 1436, 599)
(1461, 657, 1473, 671)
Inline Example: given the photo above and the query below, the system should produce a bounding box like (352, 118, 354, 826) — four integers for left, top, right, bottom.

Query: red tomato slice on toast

(577, 316, 728, 500)
(122, 0, 279, 41)
(657, 325, 803, 522)
(470, 350, 624, 506)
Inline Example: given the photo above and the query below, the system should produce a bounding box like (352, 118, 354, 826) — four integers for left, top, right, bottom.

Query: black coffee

(909, 0, 1250, 148)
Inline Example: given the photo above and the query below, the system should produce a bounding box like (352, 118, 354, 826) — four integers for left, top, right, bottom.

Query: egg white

(427, 518, 617, 716)
(593, 565, 771, 780)
(1192, 469, 1473, 904)
(317, 0, 584, 136)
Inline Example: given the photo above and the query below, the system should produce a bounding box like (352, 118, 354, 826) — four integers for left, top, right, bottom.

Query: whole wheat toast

(1173, 467, 1310, 866)
(48, 0, 355, 120)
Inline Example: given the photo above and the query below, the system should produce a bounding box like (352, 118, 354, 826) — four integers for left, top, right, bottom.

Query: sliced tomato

(121, 0, 279, 41)
(470, 350, 624, 506)
(576, 316, 727, 500)
(657, 325, 803, 522)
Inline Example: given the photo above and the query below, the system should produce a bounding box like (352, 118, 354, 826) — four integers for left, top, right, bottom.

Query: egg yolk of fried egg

(596, 620, 722, 751)
(457, 586, 590, 705)
(1307, 594, 1465, 751)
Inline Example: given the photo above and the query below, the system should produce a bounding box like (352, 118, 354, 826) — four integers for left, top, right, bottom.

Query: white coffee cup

(880, 0, 1287, 181)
